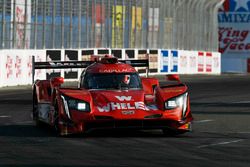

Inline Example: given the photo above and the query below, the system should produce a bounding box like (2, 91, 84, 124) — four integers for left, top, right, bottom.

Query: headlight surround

(165, 93, 188, 116)
(61, 95, 90, 113)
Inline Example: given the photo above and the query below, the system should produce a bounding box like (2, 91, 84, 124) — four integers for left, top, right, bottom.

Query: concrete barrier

(0, 49, 221, 88)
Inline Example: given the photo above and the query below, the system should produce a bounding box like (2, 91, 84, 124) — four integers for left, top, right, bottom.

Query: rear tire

(53, 103, 62, 136)
(33, 92, 42, 127)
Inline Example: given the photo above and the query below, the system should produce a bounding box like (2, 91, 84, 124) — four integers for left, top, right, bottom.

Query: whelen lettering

(97, 102, 149, 112)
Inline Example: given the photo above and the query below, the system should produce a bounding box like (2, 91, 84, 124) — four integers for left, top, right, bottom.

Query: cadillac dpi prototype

(32, 55, 193, 136)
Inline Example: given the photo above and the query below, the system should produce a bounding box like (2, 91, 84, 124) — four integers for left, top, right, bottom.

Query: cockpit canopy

(81, 72, 142, 90)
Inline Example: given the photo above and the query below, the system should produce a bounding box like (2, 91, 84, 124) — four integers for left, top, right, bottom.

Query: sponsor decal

(218, 0, 250, 54)
(219, 27, 250, 53)
(99, 68, 133, 73)
(198, 52, 204, 72)
(180, 54, 188, 69)
(189, 55, 197, 70)
(27, 56, 33, 78)
(97, 96, 158, 112)
(170, 51, 178, 72)
(206, 53, 212, 73)
(46, 50, 61, 79)
(64, 50, 78, 79)
(160, 50, 169, 72)
(115, 96, 132, 101)
(213, 56, 220, 69)
(15, 56, 22, 78)
(219, 0, 250, 20)
(121, 110, 135, 115)
(6, 56, 13, 79)
(97, 101, 149, 112)
(35, 55, 43, 78)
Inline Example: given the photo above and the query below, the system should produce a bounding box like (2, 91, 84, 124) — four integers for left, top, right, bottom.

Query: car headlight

(165, 93, 188, 117)
(61, 95, 90, 118)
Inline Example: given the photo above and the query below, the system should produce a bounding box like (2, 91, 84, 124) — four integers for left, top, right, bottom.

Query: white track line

(232, 101, 250, 104)
(0, 115, 11, 118)
(197, 139, 244, 148)
(16, 121, 33, 125)
(193, 119, 214, 123)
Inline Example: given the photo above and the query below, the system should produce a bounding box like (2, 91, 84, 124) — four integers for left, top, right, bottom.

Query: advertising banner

(179, 50, 189, 74)
(170, 50, 178, 73)
(0, 50, 46, 87)
(218, 0, 250, 72)
(218, 0, 250, 55)
(3, 51, 15, 86)
(148, 50, 158, 73)
(206, 52, 212, 73)
(198, 52, 205, 73)
(160, 50, 169, 73)
(111, 49, 122, 59)
(81, 49, 95, 61)
(148, 8, 159, 47)
(112, 6, 125, 48)
(93, 4, 105, 48)
(11, 0, 31, 49)
(97, 49, 110, 56)
(125, 49, 135, 59)
(212, 52, 221, 74)
(131, 7, 142, 47)
(46, 50, 61, 79)
(64, 50, 78, 79)
(189, 51, 198, 74)
(30, 50, 46, 81)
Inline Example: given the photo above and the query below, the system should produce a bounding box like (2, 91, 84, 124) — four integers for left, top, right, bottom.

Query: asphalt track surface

(0, 74, 250, 167)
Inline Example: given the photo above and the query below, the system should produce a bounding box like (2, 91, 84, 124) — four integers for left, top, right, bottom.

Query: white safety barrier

(159, 50, 221, 75)
(0, 50, 46, 87)
(0, 49, 221, 88)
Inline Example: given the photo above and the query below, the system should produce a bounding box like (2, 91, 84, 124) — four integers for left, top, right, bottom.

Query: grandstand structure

(0, 0, 224, 51)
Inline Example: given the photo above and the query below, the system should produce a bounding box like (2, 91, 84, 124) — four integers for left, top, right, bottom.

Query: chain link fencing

(0, 0, 224, 51)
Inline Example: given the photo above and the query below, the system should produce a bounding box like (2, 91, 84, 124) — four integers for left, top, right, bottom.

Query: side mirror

(50, 77, 64, 88)
(166, 74, 181, 83)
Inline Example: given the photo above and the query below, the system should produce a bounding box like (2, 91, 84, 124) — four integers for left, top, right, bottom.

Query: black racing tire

(33, 92, 42, 127)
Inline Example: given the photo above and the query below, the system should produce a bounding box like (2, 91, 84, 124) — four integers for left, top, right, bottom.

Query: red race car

(32, 55, 193, 136)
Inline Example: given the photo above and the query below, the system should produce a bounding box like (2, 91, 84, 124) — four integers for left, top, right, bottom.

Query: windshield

(83, 73, 142, 90)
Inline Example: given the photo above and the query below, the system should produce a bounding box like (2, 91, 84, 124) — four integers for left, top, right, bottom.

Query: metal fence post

(52, 0, 56, 49)
(34, 0, 38, 49)
(86, 0, 89, 48)
(1, 0, 6, 49)
(42, 0, 46, 49)
(69, 0, 73, 48)
(78, 0, 81, 48)
(61, 0, 64, 48)
(213, 0, 225, 51)
(107, 0, 110, 48)
(12, 0, 16, 49)
(23, 0, 27, 49)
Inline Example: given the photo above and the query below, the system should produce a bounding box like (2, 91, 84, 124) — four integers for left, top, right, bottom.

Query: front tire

(53, 103, 63, 136)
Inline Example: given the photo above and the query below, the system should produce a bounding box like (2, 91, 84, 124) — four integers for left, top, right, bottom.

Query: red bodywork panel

(33, 57, 193, 135)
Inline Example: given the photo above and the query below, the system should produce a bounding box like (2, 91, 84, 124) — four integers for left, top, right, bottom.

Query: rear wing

(32, 56, 149, 83)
